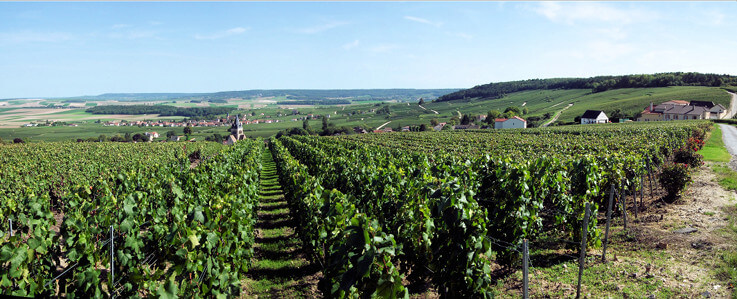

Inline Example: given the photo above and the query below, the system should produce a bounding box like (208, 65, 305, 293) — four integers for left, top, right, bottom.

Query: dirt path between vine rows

(242, 149, 321, 298)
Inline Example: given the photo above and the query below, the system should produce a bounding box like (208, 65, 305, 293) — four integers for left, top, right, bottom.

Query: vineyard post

(8, 219, 12, 237)
(110, 225, 114, 294)
(602, 184, 614, 263)
(523, 239, 529, 299)
(647, 164, 654, 198)
(576, 203, 591, 299)
(633, 181, 638, 219)
(620, 182, 628, 230)
(638, 176, 645, 207)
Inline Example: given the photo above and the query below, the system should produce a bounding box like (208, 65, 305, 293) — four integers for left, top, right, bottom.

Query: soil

(594, 164, 735, 297)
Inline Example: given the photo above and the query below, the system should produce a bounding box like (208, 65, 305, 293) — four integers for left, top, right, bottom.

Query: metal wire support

(110, 225, 114, 297)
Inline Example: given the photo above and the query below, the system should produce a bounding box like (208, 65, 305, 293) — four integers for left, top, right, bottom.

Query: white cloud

(0, 31, 73, 43)
(533, 2, 656, 25)
(195, 27, 250, 40)
(296, 21, 347, 34)
(342, 40, 359, 50)
(404, 16, 442, 27)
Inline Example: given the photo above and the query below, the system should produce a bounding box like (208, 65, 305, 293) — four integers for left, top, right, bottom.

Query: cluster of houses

(101, 115, 285, 128)
(579, 100, 727, 124)
(638, 100, 726, 121)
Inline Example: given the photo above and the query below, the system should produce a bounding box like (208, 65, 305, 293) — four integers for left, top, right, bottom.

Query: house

(478, 115, 487, 122)
(401, 126, 411, 132)
(145, 132, 160, 139)
(494, 116, 527, 129)
(580, 110, 608, 124)
(690, 101, 715, 108)
(638, 101, 715, 121)
(353, 127, 368, 134)
(433, 122, 447, 131)
(170, 136, 182, 142)
(710, 104, 727, 119)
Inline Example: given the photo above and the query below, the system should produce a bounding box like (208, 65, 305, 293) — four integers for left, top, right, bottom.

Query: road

(375, 121, 392, 130)
(725, 91, 737, 119)
(541, 103, 573, 127)
(418, 105, 439, 114)
(719, 124, 737, 155)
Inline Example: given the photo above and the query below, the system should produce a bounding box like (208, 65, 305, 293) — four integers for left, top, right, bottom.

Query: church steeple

(229, 114, 245, 142)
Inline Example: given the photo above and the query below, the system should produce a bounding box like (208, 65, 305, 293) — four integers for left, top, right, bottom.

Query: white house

(494, 116, 527, 129)
(710, 104, 727, 119)
(580, 110, 608, 124)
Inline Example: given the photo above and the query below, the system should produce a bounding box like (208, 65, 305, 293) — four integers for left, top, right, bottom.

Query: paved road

(719, 124, 737, 155)
(726, 92, 737, 119)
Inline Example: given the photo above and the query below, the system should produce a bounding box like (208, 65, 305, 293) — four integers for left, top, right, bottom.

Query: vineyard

(1, 141, 262, 297)
(1, 120, 715, 297)
(270, 120, 711, 297)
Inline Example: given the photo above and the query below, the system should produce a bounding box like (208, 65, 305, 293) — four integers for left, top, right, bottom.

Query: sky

(0, 1, 735, 99)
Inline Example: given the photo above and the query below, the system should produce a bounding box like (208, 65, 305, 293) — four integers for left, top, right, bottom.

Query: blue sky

(0, 2, 735, 98)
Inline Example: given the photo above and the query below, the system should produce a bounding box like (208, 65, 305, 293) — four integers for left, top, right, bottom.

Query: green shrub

(673, 146, 704, 168)
(659, 163, 691, 202)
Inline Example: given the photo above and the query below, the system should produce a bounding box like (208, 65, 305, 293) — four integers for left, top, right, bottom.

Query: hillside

(437, 72, 737, 102)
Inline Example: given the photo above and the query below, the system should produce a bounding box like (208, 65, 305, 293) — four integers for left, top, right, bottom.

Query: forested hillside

(437, 72, 737, 102)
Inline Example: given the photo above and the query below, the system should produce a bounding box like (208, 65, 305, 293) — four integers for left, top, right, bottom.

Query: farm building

(580, 110, 608, 124)
(494, 116, 527, 129)
(637, 101, 726, 121)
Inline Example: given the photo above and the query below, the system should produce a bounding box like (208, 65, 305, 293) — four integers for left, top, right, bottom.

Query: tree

(183, 126, 193, 135)
(461, 114, 471, 125)
(522, 107, 529, 115)
(303, 119, 310, 130)
(132, 133, 145, 142)
(13, 138, 24, 144)
(419, 124, 428, 131)
(124, 132, 132, 142)
(98, 134, 107, 142)
(166, 130, 176, 138)
(449, 116, 459, 126)
(430, 118, 439, 126)
(418, 98, 425, 105)
(504, 106, 521, 116)
(322, 116, 329, 131)
(486, 110, 502, 124)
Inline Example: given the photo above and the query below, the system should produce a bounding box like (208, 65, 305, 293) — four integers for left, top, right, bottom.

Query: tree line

(437, 72, 737, 102)
(86, 105, 232, 117)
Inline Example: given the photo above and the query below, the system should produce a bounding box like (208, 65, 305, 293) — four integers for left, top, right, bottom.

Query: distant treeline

(276, 99, 351, 105)
(86, 105, 232, 117)
(437, 72, 737, 102)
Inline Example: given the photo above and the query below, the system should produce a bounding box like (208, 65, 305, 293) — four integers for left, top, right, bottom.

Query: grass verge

(701, 123, 731, 162)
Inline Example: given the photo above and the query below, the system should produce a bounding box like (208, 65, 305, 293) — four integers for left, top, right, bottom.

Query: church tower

(230, 115, 245, 140)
